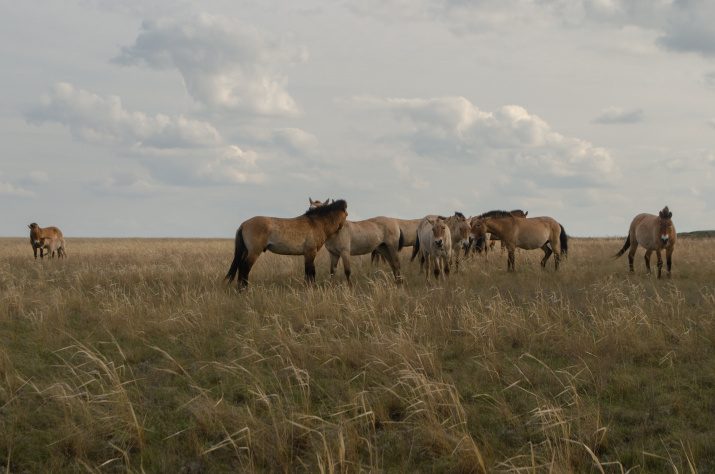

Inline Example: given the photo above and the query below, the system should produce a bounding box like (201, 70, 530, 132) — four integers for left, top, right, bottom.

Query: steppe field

(1, 236, 714, 473)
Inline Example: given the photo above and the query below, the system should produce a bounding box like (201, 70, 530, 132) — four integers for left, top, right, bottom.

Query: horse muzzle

(462, 239, 470, 249)
(661, 236, 669, 245)
(434, 239, 443, 248)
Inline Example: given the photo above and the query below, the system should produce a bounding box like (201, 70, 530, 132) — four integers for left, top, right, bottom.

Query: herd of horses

(27, 201, 677, 288)
(223, 198, 678, 289)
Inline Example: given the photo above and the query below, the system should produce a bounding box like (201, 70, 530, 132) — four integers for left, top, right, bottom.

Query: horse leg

(379, 245, 403, 284)
(238, 251, 260, 289)
(540, 244, 552, 268)
(507, 249, 515, 272)
(341, 251, 352, 286)
(444, 257, 451, 277)
(329, 252, 340, 281)
(304, 249, 318, 285)
(666, 246, 674, 277)
(433, 257, 441, 280)
(656, 249, 663, 279)
(627, 241, 639, 273)
(644, 249, 653, 274)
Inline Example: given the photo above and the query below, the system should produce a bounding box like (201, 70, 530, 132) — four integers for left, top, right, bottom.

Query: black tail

(613, 234, 631, 259)
(411, 235, 421, 261)
(225, 227, 246, 284)
(398, 229, 404, 252)
(559, 224, 568, 257)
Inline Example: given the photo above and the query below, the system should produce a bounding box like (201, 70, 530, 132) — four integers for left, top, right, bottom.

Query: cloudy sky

(2, 0, 715, 238)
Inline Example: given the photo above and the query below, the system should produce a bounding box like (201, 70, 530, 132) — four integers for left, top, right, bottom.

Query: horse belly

(635, 224, 658, 251)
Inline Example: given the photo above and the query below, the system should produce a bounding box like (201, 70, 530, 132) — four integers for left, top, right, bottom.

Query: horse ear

(330, 199, 334, 204)
(667, 211, 672, 218)
(524, 211, 528, 217)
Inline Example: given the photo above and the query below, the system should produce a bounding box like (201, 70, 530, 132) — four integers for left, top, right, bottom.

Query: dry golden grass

(1, 236, 714, 472)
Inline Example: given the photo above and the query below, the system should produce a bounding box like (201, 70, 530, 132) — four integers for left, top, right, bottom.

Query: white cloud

(350, 96, 618, 186)
(0, 179, 35, 197)
(27, 83, 222, 148)
(113, 13, 307, 115)
(26, 83, 264, 186)
(270, 128, 319, 156)
(592, 106, 645, 124)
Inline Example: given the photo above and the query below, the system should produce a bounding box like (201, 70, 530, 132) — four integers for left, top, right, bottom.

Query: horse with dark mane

(29, 223, 63, 259)
(225, 200, 349, 289)
(613, 205, 676, 278)
(470, 210, 567, 271)
(469, 210, 527, 256)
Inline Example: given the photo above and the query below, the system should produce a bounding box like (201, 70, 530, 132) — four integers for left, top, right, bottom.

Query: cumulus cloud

(26, 83, 264, 186)
(592, 106, 645, 124)
(349, 96, 618, 186)
(0, 176, 35, 197)
(26, 83, 222, 148)
(113, 13, 307, 115)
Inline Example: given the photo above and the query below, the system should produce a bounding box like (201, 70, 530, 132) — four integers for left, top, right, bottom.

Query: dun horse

(29, 223, 63, 259)
(470, 210, 567, 271)
(40, 237, 67, 258)
(225, 200, 348, 289)
(308, 198, 404, 285)
(470, 210, 527, 257)
(411, 216, 452, 280)
(370, 218, 421, 264)
(613, 205, 676, 278)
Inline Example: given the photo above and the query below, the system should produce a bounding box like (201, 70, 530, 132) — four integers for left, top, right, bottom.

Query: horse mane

(510, 209, 527, 217)
(304, 199, 347, 216)
(479, 210, 515, 219)
(454, 212, 466, 220)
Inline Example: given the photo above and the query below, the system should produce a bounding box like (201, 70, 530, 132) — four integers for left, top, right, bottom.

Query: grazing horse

(469, 210, 527, 257)
(470, 210, 567, 271)
(307, 199, 404, 285)
(40, 237, 67, 258)
(29, 223, 63, 259)
(411, 216, 452, 280)
(613, 205, 676, 278)
(225, 200, 349, 289)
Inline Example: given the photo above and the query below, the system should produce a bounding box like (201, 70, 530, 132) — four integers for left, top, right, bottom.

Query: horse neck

(485, 218, 508, 236)
(315, 212, 345, 236)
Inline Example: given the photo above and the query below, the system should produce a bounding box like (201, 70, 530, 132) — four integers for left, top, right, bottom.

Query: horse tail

(613, 234, 630, 260)
(225, 226, 246, 284)
(559, 224, 568, 257)
(411, 234, 421, 261)
(398, 229, 404, 252)
(371, 250, 380, 264)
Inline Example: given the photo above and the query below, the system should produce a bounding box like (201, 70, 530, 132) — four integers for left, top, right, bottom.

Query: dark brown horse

(29, 223, 63, 259)
(225, 200, 349, 289)
(613, 205, 676, 278)
(470, 210, 567, 271)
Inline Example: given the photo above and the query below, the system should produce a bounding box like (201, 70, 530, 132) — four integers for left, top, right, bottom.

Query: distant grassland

(678, 230, 715, 238)
(1, 236, 714, 472)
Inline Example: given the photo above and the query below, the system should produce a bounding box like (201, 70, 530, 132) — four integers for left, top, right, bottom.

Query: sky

(2, 0, 715, 238)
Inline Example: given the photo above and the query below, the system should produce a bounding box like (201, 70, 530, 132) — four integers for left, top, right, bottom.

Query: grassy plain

(0, 236, 714, 472)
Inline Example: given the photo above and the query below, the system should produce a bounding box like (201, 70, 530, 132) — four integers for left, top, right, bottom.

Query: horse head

(308, 197, 331, 209)
(451, 212, 471, 249)
(431, 219, 450, 249)
(658, 206, 673, 245)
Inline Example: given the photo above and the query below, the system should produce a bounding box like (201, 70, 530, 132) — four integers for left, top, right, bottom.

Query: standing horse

(613, 205, 676, 278)
(370, 218, 421, 265)
(411, 216, 452, 280)
(470, 210, 567, 271)
(225, 200, 348, 289)
(29, 223, 63, 259)
(308, 199, 404, 285)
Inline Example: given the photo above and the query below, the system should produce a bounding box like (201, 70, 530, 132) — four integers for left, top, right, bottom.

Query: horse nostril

(435, 239, 442, 247)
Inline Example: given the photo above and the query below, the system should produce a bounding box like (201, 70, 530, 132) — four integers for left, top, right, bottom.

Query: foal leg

(644, 249, 653, 274)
